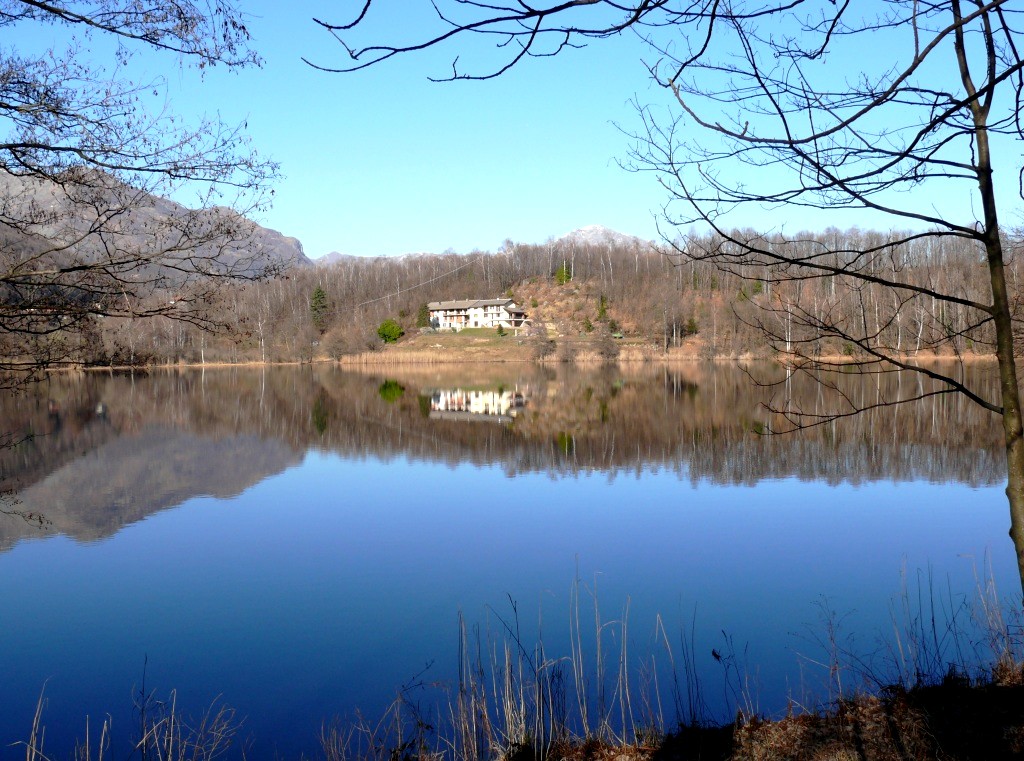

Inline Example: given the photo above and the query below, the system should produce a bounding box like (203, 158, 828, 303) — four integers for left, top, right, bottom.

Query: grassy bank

(334, 328, 997, 367)
(40, 329, 998, 377)
(22, 678, 1024, 761)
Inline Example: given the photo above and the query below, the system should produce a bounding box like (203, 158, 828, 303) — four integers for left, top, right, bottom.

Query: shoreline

(35, 349, 1001, 376)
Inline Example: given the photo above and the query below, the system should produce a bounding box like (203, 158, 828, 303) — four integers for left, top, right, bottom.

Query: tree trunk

(954, 0, 1024, 596)
(989, 242, 1024, 598)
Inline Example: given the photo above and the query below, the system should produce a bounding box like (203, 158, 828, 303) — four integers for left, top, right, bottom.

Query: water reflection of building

(429, 388, 528, 424)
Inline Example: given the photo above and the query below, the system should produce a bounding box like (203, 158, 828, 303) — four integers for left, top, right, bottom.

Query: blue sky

(195, 1, 1024, 259)
(169, 2, 670, 258)
(17, 1, 1024, 259)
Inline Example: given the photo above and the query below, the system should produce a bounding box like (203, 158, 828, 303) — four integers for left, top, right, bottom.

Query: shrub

(557, 340, 577, 363)
(528, 323, 555, 360)
(377, 319, 404, 344)
(533, 339, 556, 360)
(595, 326, 620, 361)
(378, 379, 405, 403)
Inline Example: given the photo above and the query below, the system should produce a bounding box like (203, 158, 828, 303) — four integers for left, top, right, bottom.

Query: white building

(428, 298, 527, 332)
(429, 387, 528, 423)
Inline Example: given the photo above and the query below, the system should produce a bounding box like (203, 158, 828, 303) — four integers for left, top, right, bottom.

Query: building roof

(428, 298, 516, 310)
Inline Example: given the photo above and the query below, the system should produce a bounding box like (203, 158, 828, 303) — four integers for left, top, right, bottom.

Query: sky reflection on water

(0, 365, 1015, 758)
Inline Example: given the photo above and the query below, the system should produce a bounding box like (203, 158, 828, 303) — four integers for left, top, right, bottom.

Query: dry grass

(19, 570, 1024, 761)
(20, 688, 239, 761)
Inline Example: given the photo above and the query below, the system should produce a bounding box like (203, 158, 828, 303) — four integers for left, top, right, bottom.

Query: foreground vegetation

(18, 572, 1024, 761)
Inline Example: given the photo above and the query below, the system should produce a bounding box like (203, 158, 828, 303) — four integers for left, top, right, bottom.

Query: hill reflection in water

(0, 362, 1012, 759)
(0, 362, 1004, 549)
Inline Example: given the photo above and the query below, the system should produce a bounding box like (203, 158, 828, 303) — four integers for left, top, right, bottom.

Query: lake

(0, 362, 1016, 758)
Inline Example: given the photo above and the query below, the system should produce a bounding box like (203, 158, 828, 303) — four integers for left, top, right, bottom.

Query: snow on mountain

(557, 225, 649, 248)
(315, 226, 652, 263)
(316, 251, 358, 266)
(315, 250, 433, 265)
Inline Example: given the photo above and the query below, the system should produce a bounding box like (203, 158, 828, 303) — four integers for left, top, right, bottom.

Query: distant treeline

(54, 227, 1023, 366)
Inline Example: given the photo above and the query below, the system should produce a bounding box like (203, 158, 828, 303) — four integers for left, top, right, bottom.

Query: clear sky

(18, 1, 1024, 259)
(160, 1, 671, 259)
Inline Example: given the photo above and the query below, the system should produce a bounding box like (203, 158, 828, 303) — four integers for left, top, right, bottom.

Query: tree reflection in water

(0, 361, 1003, 549)
(0, 361, 1011, 758)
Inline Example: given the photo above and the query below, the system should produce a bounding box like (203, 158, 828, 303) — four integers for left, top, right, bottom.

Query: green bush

(377, 318, 404, 344)
(378, 379, 405, 403)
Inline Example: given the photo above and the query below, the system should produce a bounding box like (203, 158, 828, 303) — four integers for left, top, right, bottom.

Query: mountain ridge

(314, 226, 650, 261)
(0, 170, 312, 278)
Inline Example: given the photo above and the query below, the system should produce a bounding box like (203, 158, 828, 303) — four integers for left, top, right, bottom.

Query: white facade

(429, 387, 528, 422)
(428, 298, 527, 332)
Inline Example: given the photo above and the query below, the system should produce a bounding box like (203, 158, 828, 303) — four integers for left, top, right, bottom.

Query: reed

(18, 567, 1024, 761)
(20, 688, 238, 761)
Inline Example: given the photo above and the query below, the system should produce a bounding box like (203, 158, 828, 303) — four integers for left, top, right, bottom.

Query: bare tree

(628, 0, 1024, 591)
(316, 0, 1024, 593)
(0, 0, 280, 385)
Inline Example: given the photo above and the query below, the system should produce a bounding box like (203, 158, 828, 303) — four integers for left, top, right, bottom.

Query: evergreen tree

(416, 303, 431, 328)
(311, 286, 329, 333)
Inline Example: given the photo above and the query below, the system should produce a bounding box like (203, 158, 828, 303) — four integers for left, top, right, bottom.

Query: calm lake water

(0, 362, 1016, 758)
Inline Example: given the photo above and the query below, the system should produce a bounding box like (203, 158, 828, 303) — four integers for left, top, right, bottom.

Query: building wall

(429, 302, 525, 332)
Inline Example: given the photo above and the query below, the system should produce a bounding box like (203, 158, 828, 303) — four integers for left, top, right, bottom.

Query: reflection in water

(0, 363, 1012, 758)
(429, 386, 529, 423)
(0, 363, 1005, 550)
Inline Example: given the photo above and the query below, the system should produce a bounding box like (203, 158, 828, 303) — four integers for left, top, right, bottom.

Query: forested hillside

(28, 227, 1021, 366)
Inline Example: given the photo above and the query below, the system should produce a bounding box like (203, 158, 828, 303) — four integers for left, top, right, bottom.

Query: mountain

(0, 425, 302, 550)
(316, 227, 650, 262)
(0, 169, 311, 278)
(317, 251, 366, 266)
(316, 250, 432, 264)
(557, 225, 651, 248)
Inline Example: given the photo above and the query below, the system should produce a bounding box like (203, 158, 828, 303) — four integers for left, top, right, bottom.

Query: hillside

(7, 220, 1012, 368)
(0, 168, 310, 374)
(0, 170, 310, 278)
